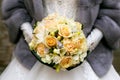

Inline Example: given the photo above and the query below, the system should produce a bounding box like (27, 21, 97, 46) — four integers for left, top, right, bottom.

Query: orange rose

(36, 43, 46, 57)
(60, 56, 73, 68)
(45, 36, 57, 47)
(59, 25, 71, 37)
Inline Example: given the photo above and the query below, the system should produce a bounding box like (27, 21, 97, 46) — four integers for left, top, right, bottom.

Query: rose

(44, 20, 57, 29)
(43, 13, 58, 32)
(76, 38, 88, 52)
(76, 38, 84, 49)
(60, 56, 73, 68)
(63, 39, 77, 54)
(36, 43, 46, 57)
(45, 35, 57, 47)
(58, 24, 71, 37)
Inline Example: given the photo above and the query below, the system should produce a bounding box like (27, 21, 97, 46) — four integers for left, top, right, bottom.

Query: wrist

(87, 28, 103, 52)
(21, 22, 33, 31)
(20, 22, 33, 43)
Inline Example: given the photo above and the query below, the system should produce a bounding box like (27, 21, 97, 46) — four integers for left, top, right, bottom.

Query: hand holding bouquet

(29, 13, 88, 71)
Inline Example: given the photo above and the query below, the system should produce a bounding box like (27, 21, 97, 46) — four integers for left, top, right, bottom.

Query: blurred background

(0, 0, 120, 75)
(0, 0, 14, 74)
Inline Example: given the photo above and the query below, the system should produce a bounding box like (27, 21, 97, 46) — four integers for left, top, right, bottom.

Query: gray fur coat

(1, 0, 120, 77)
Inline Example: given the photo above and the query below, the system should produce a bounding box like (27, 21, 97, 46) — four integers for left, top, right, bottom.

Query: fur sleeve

(1, 0, 32, 43)
(94, 0, 120, 49)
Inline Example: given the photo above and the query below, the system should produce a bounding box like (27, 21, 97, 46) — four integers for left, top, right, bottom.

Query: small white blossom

(41, 55, 52, 64)
(53, 55, 61, 64)
(53, 49, 60, 54)
(73, 55, 79, 61)
(80, 52, 87, 62)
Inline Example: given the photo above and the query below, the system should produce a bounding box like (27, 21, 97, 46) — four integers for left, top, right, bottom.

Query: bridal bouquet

(29, 13, 88, 71)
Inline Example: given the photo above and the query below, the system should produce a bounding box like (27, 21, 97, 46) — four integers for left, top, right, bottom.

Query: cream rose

(60, 56, 73, 68)
(58, 24, 71, 37)
(63, 39, 77, 54)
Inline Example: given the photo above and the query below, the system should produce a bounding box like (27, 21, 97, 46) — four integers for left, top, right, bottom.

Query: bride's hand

(21, 22, 33, 44)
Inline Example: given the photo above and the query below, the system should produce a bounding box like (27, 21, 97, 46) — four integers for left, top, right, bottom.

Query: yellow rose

(63, 39, 77, 54)
(45, 36, 57, 47)
(36, 43, 46, 57)
(76, 38, 86, 49)
(75, 38, 87, 52)
(58, 25, 71, 37)
(60, 56, 73, 68)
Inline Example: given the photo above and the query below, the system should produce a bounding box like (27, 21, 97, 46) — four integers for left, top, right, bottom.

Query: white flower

(41, 58, 47, 63)
(53, 55, 61, 64)
(78, 51, 82, 55)
(72, 55, 80, 64)
(53, 49, 60, 54)
(80, 52, 87, 62)
(41, 55, 52, 64)
(73, 55, 79, 61)
(35, 33, 44, 42)
(46, 55, 51, 63)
